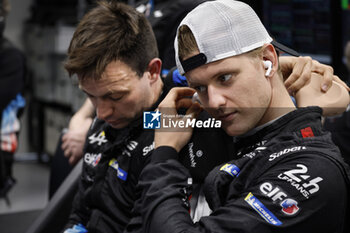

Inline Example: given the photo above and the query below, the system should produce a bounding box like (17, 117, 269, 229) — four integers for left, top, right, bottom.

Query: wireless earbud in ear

(263, 60, 272, 76)
(192, 92, 201, 104)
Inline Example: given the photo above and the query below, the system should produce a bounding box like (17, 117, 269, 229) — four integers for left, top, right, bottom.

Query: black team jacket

(132, 107, 350, 233)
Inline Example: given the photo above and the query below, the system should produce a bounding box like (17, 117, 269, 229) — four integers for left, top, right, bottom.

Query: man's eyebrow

(214, 69, 238, 78)
(187, 69, 238, 87)
(82, 89, 128, 98)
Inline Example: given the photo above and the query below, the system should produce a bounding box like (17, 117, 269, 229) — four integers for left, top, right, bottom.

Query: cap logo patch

(301, 127, 314, 138)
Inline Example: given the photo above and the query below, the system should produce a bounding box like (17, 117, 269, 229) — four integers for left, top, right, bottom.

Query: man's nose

(207, 85, 226, 110)
(96, 99, 113, 121)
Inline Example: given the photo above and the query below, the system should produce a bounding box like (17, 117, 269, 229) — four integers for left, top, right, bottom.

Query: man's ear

(147, 58, 162, 83)
(262, 44, 278, 78)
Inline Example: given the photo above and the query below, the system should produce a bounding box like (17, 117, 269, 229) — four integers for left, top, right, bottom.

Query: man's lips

(106, 119, 123, 126)
(216, 111, 238, 122)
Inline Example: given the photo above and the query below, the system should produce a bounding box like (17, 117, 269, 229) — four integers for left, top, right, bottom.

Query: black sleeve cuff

(151, 146, 179, 163)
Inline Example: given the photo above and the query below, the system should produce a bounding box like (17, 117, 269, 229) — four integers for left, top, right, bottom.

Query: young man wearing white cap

(129, 0, 350, 232)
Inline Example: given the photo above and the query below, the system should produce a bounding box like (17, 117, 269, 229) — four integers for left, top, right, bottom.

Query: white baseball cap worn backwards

(175, 0, 299, 75)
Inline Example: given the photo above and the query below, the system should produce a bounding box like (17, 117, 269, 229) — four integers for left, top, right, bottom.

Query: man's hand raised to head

(280, 56, 350, 95)
(155, 87, 202, 152)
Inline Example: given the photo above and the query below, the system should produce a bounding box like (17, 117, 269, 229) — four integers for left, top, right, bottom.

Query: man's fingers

(317, 66, 333, 92)
(186, 102, 202, 119)
(63, 148, 71, 158)
(284, 71, 301, 90)
(153, 88, 199, 153)
(172, 87, 197, 100)
(176, 98, 195, 109)
(61, 141, 68, 150)
(333, 75, 350, 91)
(311, 61, 334, 92)
(286, 72, 310, 95)
(160, 87, 196, 107)
(69, 154, 79, 166)
(311, 60, 333, 74)
(284, 57, 312, 93)
(158, 87, 196, 115)
(62, 133, 68, 141)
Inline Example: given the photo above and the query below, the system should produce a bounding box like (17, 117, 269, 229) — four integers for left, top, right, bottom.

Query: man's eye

(219, 74, 232, 82)
(109, 95, 123, 101)
(194, 86, 207, 93)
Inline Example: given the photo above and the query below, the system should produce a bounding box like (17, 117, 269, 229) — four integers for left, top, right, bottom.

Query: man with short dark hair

(63, 2, 167, 232)
(131, 1, 350, 232)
